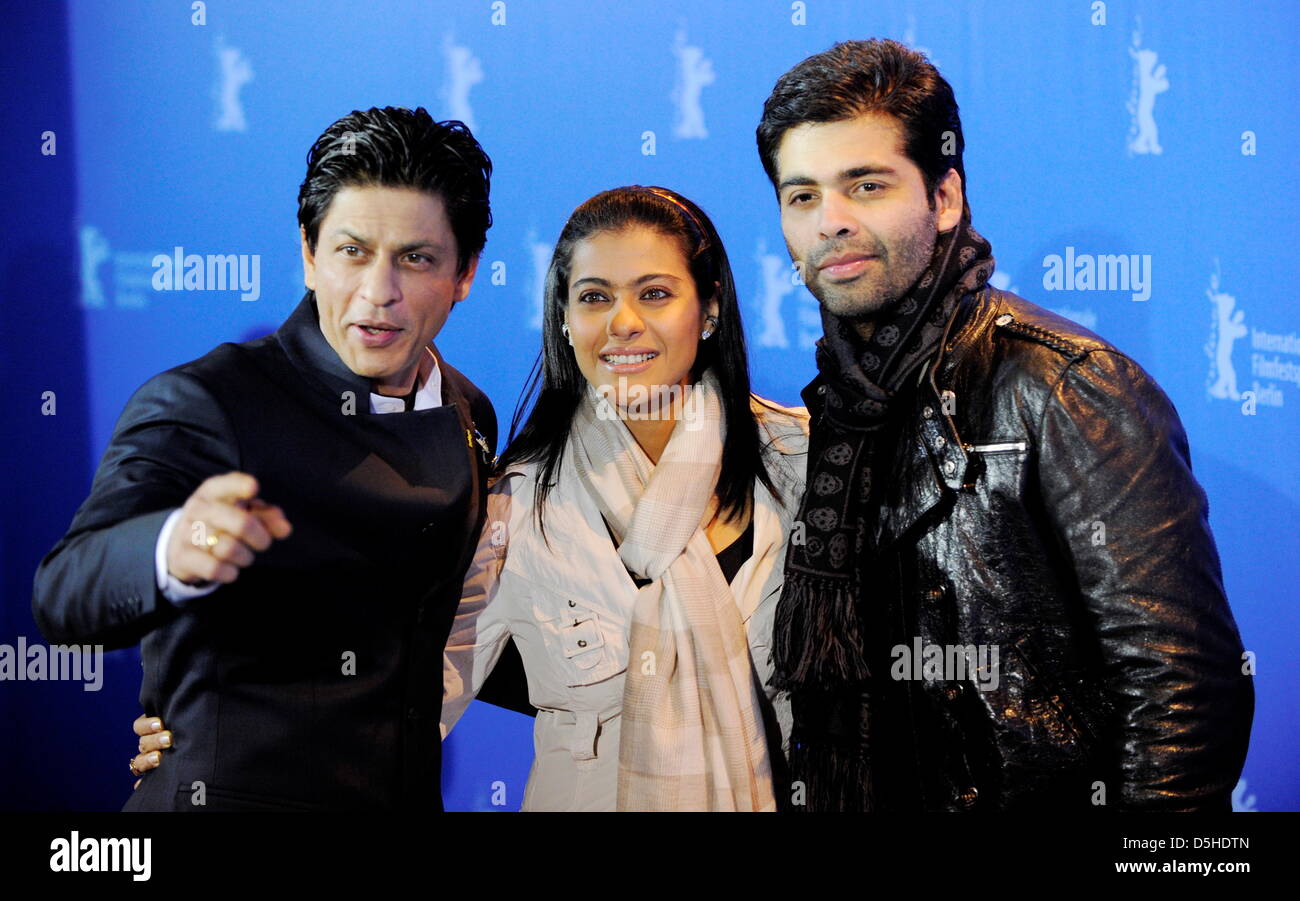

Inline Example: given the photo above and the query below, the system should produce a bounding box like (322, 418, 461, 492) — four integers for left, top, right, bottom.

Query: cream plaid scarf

(568, 370, 777, 811)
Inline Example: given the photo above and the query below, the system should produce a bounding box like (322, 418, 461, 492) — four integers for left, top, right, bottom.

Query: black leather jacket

(802, 287, 1253, 812)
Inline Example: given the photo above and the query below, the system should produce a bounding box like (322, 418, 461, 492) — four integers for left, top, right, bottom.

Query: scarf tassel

(771, 574, 872, 690)
(788, 740, 874, 812)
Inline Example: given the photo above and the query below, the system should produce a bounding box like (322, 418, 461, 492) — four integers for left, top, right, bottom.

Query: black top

(715, 517, 756, 585)
(600, 514, 755, 588)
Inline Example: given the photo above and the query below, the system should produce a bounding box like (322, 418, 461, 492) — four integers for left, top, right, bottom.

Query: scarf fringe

(771, 574, 872, 689)
(789, 741, 874, 812)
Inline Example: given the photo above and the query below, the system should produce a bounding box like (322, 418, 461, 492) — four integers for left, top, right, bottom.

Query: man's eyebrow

(332, 229, 372, 245)
(571, 273, 683, 289)
(777, 165, 899, 193)
(394, 240, 443, 255)
(777, 175, 817, 192)
(840, 165, 899, 180)
(332, 230, 445, 254)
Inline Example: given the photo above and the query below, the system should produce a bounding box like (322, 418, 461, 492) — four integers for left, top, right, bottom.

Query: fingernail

(150, 719, 162, 732)
(159, 733, 171, 748)
(149, 752, 160, 765)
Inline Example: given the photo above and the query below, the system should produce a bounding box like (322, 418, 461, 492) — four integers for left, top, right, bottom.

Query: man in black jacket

(33, 107, 497, 811)
(760, 40, 1253, 811)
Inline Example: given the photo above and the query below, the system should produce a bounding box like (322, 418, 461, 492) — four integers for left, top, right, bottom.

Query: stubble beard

(799, 206, 940, 322)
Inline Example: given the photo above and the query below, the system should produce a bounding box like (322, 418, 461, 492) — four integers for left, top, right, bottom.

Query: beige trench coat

(441, 398, 810, 811)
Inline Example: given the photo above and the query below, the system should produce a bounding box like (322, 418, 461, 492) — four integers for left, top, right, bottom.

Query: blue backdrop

(2, 0, 1294, 811)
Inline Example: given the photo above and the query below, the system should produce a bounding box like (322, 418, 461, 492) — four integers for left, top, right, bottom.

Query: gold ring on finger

(129, 758, 141, 777)
(205, 532, 221, 551)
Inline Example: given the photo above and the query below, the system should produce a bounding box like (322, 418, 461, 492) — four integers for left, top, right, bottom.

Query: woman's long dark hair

(497, 186, 782, 537)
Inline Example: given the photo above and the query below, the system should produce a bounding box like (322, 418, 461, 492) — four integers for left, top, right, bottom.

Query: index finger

(198, 472, 260, 504)
(247, 500, 293, 540)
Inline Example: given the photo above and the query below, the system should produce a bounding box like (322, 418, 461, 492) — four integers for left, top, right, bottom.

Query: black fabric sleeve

(32, 369, 241, 648)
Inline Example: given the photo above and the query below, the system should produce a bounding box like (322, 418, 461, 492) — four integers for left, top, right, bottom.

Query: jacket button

(407, 707, 419, 720)
(922, 406, 934, 419)
(995, 313, 1013, 326)
(943, 460, 957, 476)
(934, 436, 946, 449)
(577, 640, 588, 648)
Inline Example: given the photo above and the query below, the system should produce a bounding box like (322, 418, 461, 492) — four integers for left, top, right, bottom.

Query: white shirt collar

(368, 347, 443, 414)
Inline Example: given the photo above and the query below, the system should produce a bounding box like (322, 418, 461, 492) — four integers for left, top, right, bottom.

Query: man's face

(774, 112, 962, 320)
(301, 185, 478, 395)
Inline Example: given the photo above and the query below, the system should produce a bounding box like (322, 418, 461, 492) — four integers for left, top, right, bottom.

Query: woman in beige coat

(441, 187, 809, 811)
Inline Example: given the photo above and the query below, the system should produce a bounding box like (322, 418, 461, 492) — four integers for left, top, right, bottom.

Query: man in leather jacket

(758, 40, 1253, 811)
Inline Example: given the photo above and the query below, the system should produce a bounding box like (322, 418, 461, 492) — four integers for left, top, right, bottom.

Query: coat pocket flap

(559, 618, 605, 665)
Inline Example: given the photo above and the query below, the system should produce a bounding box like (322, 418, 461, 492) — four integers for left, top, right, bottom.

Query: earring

(561, 322, 573, 347)
(701, 316, 718, 340)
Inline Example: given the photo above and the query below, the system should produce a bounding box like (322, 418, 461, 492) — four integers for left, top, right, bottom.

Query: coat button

(943, 460, 957, 476)
(995, 313, 1013, 327)
(577, 640, 588, 648)
(934, 436, 946, 449)
(407, 707, 419, 720)
(922, 406, 934, 419)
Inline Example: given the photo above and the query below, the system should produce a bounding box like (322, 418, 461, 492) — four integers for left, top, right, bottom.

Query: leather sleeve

(31, 369, 240, 648)
(1035, 349, 1253, 811)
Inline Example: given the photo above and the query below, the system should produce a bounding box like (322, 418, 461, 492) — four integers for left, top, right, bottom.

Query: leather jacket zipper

(963, 441, 1027, 454)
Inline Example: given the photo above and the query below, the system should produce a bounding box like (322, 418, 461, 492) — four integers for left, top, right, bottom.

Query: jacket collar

(934, 285, 1000, 380)
(276, 293, 372, 403)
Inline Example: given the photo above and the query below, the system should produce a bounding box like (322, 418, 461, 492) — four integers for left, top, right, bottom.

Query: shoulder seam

(996, 317, 1088, 361)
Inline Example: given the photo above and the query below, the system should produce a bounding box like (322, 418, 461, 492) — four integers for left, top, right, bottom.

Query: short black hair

(297, 106, 492, 274)
(757, 39, 969, 222)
